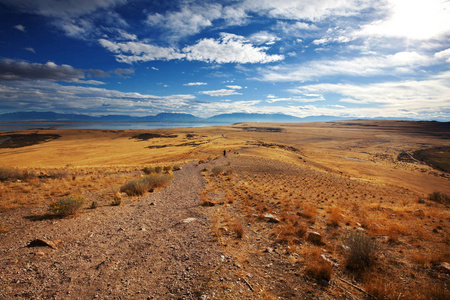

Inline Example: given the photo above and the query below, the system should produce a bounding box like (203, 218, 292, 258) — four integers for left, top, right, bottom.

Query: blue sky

(0, 0, 449, 120)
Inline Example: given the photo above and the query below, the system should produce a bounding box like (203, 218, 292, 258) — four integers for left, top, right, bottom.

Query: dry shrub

(327, 206, 341, 226)
(229, 218, 244, 239)
(428, 192, 450, 205)
(142, 166, 154, 174)
(211, 166, 224, 176)
(302, 246, 332, 282)
(298, 203, 317, 223)
(344, 231, 379, 271)
(274, 219, 306, 245)
(364, 274, 400, 300)
(49, 195, 85, 217)
(0, 167, 35, 182)
(120, 173, 172, 196)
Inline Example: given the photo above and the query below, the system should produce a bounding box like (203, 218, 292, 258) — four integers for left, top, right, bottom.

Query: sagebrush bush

(344, 231, 379, 271)
(0, 167, 35, 182)
(49, 195, 85, 217)
(211, 166, 224, 176)
(120, 173, 172, 196)
(142, 166, 154, 174)
(428, 191, 450, 205)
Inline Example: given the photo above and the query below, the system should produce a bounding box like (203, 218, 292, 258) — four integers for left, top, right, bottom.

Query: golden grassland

(1, 120, 449, 299)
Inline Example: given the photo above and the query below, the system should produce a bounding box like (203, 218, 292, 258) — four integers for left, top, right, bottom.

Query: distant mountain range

(0, 111, 353, 123)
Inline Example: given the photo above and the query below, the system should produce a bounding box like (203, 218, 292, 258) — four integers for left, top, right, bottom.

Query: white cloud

(435, 48, 450, 63)
(248, 31, 280, 45)
(1, 0, 126, 18)
(151, 67, 159, 71)
(359, 0, 450, 40)
(14, 24, 25, 32)
(240, 0, 373, 22)
(266, 95, 325, 103)
(183, 33, 284, 64)
(290, 72, 450, 119)
(25, 47, 36, 54)
(259, 51, 431, 82)
(226, 85, 242, 89)
(146, 3, 223, 40)
(184, 82, 207, 86)
(98, 39, 185, 63)
(199, 89, 242, 97)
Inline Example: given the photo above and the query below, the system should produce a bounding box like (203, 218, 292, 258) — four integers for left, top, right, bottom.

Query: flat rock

(183, 217, 197, 223)
(306, 231, 324, 245)
(263, 213, 280, 223)
(27, 239, 59, 250)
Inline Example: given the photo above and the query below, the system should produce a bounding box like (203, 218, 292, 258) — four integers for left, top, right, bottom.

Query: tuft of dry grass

(302, 246, 333, 282)
(428, 191, 450, 205)
(0, 167, 35, 182)
(344, 230, 379, 271)
(48, 195, 85, 217)
(120, 173, 172, 196)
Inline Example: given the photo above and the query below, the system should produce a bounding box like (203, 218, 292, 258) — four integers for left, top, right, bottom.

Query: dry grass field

(0, 120, 449, 299)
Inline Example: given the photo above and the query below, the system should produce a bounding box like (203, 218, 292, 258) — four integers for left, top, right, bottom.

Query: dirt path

(0, 162, 222, 299)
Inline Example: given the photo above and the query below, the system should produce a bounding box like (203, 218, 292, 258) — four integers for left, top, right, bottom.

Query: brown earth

(0, 120, 449, 299)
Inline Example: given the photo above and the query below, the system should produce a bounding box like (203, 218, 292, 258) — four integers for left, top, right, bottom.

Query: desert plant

(89, 201, 98, 209)
(0, 167, 35, 182)
(142, 166, 154, 174)
(120, 173, 172, 196)
(111, 196, 121, 206)
(163, 166, 172, 173)
(49, 195, 85, 217)
(428, 191, 450, 205)
(172, 165, 181, 171)
(154, 166, 162, 174)
(211, 166, 224, 176)
(344, 231, 379, 271)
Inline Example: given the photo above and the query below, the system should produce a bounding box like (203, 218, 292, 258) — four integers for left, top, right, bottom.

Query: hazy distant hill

(0, 111, 350, 123)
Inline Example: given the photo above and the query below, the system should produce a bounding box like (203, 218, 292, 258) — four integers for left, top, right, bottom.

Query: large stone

(27, 239, 60, 250)
(306, 231, 324, 245)
(263, 213, 280, 223)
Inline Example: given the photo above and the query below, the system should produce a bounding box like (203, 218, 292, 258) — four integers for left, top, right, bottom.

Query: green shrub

(428, 192, 450, 205)
(120, 174, 173, 196)
(344, 231, 379, 271)
(49, 195, 85, 217)
(211, 166, 224, 176)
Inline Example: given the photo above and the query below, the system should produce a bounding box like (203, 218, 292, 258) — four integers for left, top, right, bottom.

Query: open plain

(0, 120, 449, 299)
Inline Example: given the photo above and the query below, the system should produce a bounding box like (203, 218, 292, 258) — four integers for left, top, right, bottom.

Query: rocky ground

(0, 162, 226, 299)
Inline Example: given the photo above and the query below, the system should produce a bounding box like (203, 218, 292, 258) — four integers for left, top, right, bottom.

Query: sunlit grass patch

(120, 173, 173, 196)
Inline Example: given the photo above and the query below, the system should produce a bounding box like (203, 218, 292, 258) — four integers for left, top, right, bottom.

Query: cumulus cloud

(0, 59, 128, 84)
(199, 89, 242, 97)
(289, 72, 450, 119)
(226, 85, 242, 89)
(435, 48, 450, 62)
(248, 31, 280, 45)
(98, 39, 185, 63)
(0, 80, 202, 115)
(146, 3, 223, 40)
(184, 82, 207, 86)
(183, 33, 284, 64)
(258, 51, 431, 82)
(359, 0, 450, 40)
(0, 59, 85, 82)
(99, 33, 284, 64)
